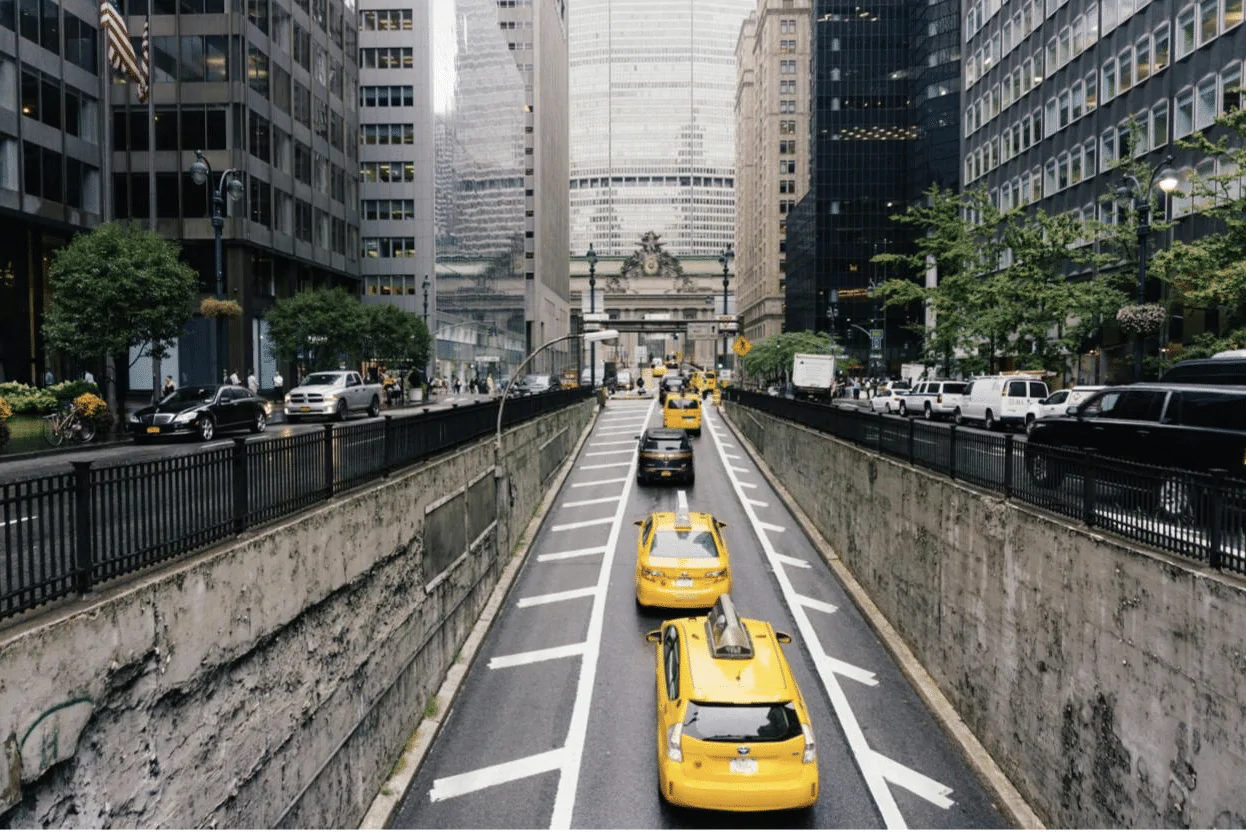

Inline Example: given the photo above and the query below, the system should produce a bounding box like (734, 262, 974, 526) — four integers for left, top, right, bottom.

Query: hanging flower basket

(1115, 303, 1166, 335)
(201, 298, 243, 319)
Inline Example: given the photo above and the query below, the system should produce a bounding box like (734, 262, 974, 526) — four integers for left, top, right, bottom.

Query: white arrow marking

(430, 748, 567, 802)
(796, 594, 839, 615)
(489, 642, 585, 669)
(872, 750, 956, 809)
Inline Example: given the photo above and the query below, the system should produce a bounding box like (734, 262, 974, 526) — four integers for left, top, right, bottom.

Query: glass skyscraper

(569, 0, 756, 258)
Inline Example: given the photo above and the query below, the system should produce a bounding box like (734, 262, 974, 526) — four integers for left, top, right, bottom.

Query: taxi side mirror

(774, 631, 793, 644)
(716, 520, 727, 529)
(645, 630, 661, 643)
(633, 519, 644, 526)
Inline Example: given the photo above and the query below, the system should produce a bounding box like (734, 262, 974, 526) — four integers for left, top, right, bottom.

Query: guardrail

(0, 389, 591, 620)
(726, 389, 1246, 577)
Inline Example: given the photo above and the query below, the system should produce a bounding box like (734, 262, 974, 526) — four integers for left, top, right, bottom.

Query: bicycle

(42, 402, 97, 447)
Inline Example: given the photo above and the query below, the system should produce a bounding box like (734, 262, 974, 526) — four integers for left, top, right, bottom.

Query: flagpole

(145, 16, 161, 403)
(98, 4, 118, 418)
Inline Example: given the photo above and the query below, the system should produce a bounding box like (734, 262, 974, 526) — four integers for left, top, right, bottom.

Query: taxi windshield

(650, 530, 718, 558)
(683, 702, 802, 743)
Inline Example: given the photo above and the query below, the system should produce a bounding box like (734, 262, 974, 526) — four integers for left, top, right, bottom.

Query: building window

(64, 12, 97, 74)
(1083, 137, 1097, 177)
(1227, 0, 1244, 28)
(359, 46, 413, 69)
(1196, 75, 1218, 128)
(250, 175, 271, 226)
(1135, 36, 1151, 83)
(1154, 23, 1170, 73)
(1222, 63, 1242, 112)
(1199, 0, 1219, 43)
(1102, 59, 1117, 101)
(1176, 5, 1196, 58)
(361, 236, 416, 257)
(1101, 128, 1117, 167)
(1151, 100, 1169, 147)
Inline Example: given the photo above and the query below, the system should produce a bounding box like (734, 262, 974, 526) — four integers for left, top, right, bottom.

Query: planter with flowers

(1115, 303, 1167, 336)
(201, 298, 243, 319)
(74, 392, 113, 435)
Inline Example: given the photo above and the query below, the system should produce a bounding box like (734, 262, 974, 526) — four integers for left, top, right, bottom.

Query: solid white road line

(797, 594, 839, 615)
(538, 546, 607, 562)
(562, 496, 621, 508)
(871, 750, 956, 809)
(429, 748, 567, 802)
(577, 462, 631, 471)
(570, 478, 627, 488)
(488, 642, 586, 670)
(774, 553, 810, 569)
(585, 450, 633, 457)
(550, 396, 658, 829)
(551, 517, 615, 531)
(703, 415, 924, 829)
(590, 440, 637, 447)
(518, 586, 599, 608)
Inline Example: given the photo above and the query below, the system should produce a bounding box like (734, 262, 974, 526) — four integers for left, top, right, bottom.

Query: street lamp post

(718, 245, 734, 374)
(1116, 157, 1179, 382)
(422, 274, 430, 323)
(587, 244, 598, 390)
(188, 150, 244, 384)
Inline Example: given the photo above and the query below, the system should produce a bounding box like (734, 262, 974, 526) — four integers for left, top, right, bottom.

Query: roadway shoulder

(717, 405, 1045, 830)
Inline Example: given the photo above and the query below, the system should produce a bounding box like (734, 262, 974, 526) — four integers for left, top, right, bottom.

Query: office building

(962, 0, 1244, 374)
(433, 0, 569, 381)
(568, 0, 756, 259)
(784, 0, 960, 371)
(735, 0, 812, 343)
(358, 1, 435, 321)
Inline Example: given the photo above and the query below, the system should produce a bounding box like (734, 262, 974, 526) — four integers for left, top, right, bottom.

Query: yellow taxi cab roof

(680, 616, 791, 703)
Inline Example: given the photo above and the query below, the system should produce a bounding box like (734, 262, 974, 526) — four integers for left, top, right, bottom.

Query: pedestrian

(162, 375, 176, 398)
(453, 375, 461, 394)
(247, 369, 259, 396)
(486, 373, 495, 395)
(83, 369, 95, 385)
(273, 370, 284, 400)
(43, 368, 55, 387)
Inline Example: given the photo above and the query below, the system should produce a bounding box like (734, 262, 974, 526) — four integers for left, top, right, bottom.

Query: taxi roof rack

(674, 490, 692, 530)
(705, 594, 754, 660)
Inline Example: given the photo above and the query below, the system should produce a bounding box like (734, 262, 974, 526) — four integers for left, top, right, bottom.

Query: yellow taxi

(634, 492, 731, 609)
(646, 594, 818, 812)
(652, 363, 668, 378)
(699, 371, 717, 395)
(663, 392, 702, 436)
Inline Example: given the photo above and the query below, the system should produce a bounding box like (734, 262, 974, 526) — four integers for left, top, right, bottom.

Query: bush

(0, 397, 10, 451)
(49, 379, 101, 403)
(0, 383, 59, 414)
(74, 392, 112, 433)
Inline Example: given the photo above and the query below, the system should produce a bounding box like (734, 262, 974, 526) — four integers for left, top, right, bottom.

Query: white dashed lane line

(550, 517, 615, 532)
(570, 477, 628, 488)
(517, 586, 600, 608)
(562, 496, 621, 508)
(578, 462, 631, 471)
(488, 642, 587, 670)
(537, 547, 607, 563)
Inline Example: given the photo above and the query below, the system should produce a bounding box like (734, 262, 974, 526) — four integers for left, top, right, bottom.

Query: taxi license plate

(145, 426, 160, 434)
(674, 578, 693, 588)
(730, 758, 759, 775)
(300, 406, 311, 413)
(660, 471, 672, 477)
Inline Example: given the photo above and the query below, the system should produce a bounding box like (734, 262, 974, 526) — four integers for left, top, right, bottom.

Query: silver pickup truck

(284, 371, 382, 422)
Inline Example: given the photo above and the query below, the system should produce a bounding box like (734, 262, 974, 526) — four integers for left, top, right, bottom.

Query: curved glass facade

(569, 0, 756, 257)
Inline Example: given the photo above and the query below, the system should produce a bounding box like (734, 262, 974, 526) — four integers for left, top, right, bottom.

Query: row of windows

(0, 138, 99, 211)
(359, 8, 411, 30)
(360, 85, 414, 107)
(113, 105, 228, 151)
(360, 122, 413, 144)
(16, 66, 99, 141)
(361, 236, 416, 257)
(363, 275, 422, 295)
(968, 66, 1241, 187)
(361, 198, 414, 220)
(359, 46, 413, 70)
(360, 160, 415, 182)
(4, 0, 97, 74)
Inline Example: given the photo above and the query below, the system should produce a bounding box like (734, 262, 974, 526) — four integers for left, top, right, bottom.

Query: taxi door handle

(1136, 429, 1151, 437)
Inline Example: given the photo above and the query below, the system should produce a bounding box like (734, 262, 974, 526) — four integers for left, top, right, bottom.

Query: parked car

(285, 371, 382, 422)
(898, 380, 969, 420)
(513, 373, 561, 396)
(1025, 383, 1246, 517)
(130, 384, 267, 442)
(616, 369, 633, 390)
(954, 375, 1048, 431)
(1162, 352, 1246, 385)
(1024, 385, 1105, 434)
(868, 385, 904, 413)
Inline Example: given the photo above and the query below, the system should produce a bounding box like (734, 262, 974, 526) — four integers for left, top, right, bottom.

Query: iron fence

(727, 389, 1246, 577)
(0, 389, 590, 620)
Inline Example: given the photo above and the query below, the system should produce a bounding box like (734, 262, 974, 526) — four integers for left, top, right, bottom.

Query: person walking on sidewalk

(273, 370, 284, 401)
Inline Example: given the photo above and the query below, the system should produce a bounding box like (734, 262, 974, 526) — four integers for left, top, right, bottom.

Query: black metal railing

(726, 389, 1246, 577)
(0, 389, 590, 620)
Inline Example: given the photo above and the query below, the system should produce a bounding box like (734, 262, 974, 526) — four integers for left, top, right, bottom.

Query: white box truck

(791, 353, 837, 402)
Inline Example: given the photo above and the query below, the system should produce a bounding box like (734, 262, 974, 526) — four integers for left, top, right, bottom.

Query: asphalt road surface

(390, 398, 1009, 829)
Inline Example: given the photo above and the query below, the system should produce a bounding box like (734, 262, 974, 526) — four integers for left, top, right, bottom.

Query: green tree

(265, 287, 366, 371)
(43, 223, 199, 412)
(361, 303, 431, 369)
(740, 331, 834, 382)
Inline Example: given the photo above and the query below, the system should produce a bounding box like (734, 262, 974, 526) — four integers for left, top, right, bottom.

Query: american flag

(98, 1, 149, 101)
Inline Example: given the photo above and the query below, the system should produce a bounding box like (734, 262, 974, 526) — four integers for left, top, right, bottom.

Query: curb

(718, 405, 1046, 830)
(358, 401, 602, 829)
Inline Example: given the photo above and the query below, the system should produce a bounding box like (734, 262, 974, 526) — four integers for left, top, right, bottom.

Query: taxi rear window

(683, 702, 802, 742)
(668, 398, 699, 410)
(650, 530, 718, 558)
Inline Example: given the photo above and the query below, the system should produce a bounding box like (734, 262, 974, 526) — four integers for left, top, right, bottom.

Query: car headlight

(640, 567, 665, 579)
(667, 723, 684, 762)
(324, 393, 338, 401)
(284, 394, 292, 403)
(173, 411, 199, 423)
(128, 413, 140, 423)
(802, 724, 816, 763)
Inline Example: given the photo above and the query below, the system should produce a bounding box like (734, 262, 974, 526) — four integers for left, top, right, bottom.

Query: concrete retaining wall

(0, 400, 593, 828)
(725, 402, 1246, 828)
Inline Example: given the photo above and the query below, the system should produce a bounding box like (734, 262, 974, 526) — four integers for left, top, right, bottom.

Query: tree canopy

(361, 302, 431, 368)
(42, 223, 199, 362)
(740, 331, 834, 381)
(265, 288, 430, 371)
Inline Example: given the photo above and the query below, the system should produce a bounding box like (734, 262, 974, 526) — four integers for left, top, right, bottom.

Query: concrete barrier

(0, 400, 593, 828)
(725, 401, 1246, 829)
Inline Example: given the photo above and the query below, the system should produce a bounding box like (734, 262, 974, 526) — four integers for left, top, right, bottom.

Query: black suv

(659, 375, 685, 405)
(1025, 383, 1246, 483)
(636, 428, 694, 485)
(1162, 356, 1246, 385)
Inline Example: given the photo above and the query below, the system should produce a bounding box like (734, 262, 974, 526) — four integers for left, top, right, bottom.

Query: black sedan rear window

(683, 702, 801, 742)
(643, 439, 686, 452)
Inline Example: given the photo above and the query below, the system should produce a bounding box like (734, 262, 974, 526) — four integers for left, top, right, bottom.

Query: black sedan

(129, 385, 268, 443)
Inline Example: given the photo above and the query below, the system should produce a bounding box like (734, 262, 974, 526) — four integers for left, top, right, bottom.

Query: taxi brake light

(667, 723, 684, 762)
(704, 569, 726, 578)
(641, 567, 666, 579)
(802, 724, 816, 763)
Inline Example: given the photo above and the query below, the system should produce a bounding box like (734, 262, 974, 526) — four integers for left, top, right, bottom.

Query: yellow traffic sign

(733, 336, 752, 356)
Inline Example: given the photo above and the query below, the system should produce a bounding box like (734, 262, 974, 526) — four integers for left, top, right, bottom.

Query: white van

(954, 375, 1049, 431)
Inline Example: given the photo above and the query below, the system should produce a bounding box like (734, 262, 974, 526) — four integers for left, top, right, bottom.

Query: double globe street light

(188, 150, 245, 382)
(1116, 157, 1179, 382)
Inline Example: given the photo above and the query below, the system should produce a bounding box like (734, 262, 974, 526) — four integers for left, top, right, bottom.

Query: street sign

(869, 329, 884, 351)
(838, 287, 870, 300)
(733, 336, 753, 356)
(686, 322, 718, 339)
(476, 356, 499, 363)
(582, 312, 608, 322)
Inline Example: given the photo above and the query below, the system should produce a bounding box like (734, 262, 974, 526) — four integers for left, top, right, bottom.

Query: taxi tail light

(802, 724, 816, 763)
(641, 568, 666, 579)
(704, 569, 727, 579)
(667, 723, 684, 762)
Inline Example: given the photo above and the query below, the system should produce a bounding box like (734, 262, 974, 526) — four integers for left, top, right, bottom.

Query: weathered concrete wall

(725, 402, 1246, 828)
(0, 400, 593, 828)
